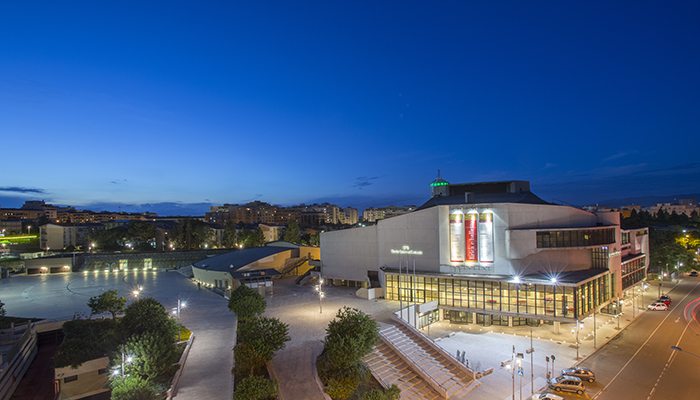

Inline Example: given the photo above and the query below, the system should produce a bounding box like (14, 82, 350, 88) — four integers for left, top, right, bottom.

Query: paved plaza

(1, 271, 671, 400)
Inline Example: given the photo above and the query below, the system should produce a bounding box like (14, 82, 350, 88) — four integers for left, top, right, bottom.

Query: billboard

(465, 211, 478, 263)
(449, 210, 465, 262)
(478, 212, 494, 263)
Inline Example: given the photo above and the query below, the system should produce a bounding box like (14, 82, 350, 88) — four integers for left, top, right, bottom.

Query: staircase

(364, 324, 478, 399)
(177, 265, 193, 278)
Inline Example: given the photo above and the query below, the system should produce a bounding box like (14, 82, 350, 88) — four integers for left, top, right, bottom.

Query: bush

(109, 375, 157, 400)
(317, 353, 369, 400)
(233, 375, 277, 400)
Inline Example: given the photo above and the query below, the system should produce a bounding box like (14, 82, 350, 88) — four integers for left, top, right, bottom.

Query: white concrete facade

(321, 202, 640, 302)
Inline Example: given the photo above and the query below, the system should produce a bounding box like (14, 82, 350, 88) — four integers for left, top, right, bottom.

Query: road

(554, 277, 700, 400)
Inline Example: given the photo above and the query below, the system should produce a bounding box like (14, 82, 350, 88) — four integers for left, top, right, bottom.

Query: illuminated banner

(465, 212, 478, 263)
(450, 210, 465, 262)
(478, 212, 494, 263)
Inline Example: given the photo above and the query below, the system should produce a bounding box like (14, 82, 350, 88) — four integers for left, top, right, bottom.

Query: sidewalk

(427, 280, 678, 400)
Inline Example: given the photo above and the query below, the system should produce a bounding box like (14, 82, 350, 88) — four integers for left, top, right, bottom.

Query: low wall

(167, 334, 196, 400)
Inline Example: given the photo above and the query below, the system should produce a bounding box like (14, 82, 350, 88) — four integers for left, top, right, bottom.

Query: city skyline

(2, 2, 699, 215)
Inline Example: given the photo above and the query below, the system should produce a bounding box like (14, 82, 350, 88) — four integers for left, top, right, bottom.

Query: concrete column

(508, 316, 513, 327)
(554, 321, 560, 334)
(473, 312, 478, 325)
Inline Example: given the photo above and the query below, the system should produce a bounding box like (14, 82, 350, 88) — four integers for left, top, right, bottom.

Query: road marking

(675, 317, 680, 323)
(591, 280, 700, 400)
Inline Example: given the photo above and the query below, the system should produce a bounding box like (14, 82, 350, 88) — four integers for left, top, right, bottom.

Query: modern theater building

(320, 176, 649, 330)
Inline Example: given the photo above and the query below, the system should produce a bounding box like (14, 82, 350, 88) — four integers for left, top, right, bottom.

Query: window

(537, 228, 615, 248)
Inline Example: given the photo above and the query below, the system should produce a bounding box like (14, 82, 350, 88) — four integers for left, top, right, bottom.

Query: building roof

(192, 246, 290, 272)
(416, 191, 551, 210)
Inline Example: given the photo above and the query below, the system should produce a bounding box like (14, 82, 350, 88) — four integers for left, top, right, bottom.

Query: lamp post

(670, 346, 700, 360)
(27, 225, 31, 235)
(316, 278, 324, 314)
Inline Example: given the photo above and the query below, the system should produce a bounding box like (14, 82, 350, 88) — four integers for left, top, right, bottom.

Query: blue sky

(2, 1, 699, 215)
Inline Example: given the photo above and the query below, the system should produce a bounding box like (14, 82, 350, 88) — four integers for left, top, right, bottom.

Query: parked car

(561, 367, 596, 382)
(648, 302, 669, 311)
(531, 394, 564, 400)
(549, 375, 585, 394)
(690, 271, 698, 277)
(657, 298, 671, 306)
(660, 294, 672, 302)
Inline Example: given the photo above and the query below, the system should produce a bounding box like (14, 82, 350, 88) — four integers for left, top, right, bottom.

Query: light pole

(27, 225, 31, 235)
(316, 278, 324, 314)
(670, 346, 700, 360)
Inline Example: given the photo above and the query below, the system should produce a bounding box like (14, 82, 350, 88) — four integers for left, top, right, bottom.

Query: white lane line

(591, 280, 700, 400)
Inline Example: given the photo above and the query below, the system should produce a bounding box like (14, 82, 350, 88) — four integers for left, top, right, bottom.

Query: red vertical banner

(465, 212, 478, 263)
(478, 212, 494, 263)
(450, 210, 465, 262)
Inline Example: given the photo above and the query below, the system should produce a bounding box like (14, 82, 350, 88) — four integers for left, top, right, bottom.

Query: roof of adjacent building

(192, 246, 290, 272)
(416, 191, 551, 210)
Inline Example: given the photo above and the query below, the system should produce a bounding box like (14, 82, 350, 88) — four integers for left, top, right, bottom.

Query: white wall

(320, 225, 377, 281)
(377, 207, 440, 273)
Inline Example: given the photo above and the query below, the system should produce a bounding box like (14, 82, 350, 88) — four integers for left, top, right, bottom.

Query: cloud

(354, 176, 379, 189)
(0, 186, 46, 194)
(110, 179, 128, 184)
(604, 152, 628, 161)
(543, 163, 556, 169)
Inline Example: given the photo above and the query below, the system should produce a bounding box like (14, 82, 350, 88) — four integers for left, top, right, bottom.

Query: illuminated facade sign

(449, 210, 465, 262)
(478, 212, 494, 263)
(465, 211, 478, 263)
(391, 245, 423, 255)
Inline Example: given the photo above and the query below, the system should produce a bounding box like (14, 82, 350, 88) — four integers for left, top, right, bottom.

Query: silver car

(561, 366, 595, 382)
(549, 375, 585, 394)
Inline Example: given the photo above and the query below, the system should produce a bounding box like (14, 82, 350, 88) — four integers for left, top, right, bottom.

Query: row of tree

(228, 284, 290, 399)
(53, 291, 181, 400)
(622, 210, 700, 272)
(88, 217, 318, 252)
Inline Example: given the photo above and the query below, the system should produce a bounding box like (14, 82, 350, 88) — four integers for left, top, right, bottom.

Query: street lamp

(670, 346, 700, 360)
(113, 344, 133, 377)
(27, 225, 31, 235)
(316, 278, 324, 313)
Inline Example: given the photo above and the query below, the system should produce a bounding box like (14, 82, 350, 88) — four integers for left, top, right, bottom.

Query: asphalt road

(557, 277, 700, 400)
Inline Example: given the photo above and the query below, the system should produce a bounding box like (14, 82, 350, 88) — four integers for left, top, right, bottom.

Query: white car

(648, 302, 668, 311)
(531, 394, 564, 400)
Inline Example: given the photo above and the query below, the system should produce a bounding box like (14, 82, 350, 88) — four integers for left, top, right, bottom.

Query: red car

(657, 298, 671, 306)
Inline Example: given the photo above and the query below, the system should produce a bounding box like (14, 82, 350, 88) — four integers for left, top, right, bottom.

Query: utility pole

(529, 328, 534, 395)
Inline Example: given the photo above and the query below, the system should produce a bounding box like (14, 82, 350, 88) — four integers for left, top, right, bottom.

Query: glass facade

(621, 257, 647, 290)
(386, 272, 611, 321)
(536, 228, 615, 248)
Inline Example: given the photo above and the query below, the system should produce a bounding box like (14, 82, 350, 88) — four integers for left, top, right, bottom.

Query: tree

(233, 343, 266, 379)
(119, 331, 179, 384)
(171, 219, 213, 249)
(324, 307, 379, 368)
(53, 319, 120, 369)
(127, 221, 157, 250)
(228, 284, 266, 320)
(87, 289, 127, 319)
(120, 297, 178, 341)
(233, 375, 277, 400)
(284, 218, 300, 243)
(223, 223, 238, 248)
(109, 375, 157, 400)
(238, 316, 290, 362)
(0, 300, 5, 317)
(252, 228, 266, 247)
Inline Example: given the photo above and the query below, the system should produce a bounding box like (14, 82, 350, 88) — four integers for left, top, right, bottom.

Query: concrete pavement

(1, 271, 236, 400)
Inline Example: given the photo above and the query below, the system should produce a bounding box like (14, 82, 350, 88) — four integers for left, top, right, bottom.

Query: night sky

(2, 1, 699, 216)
